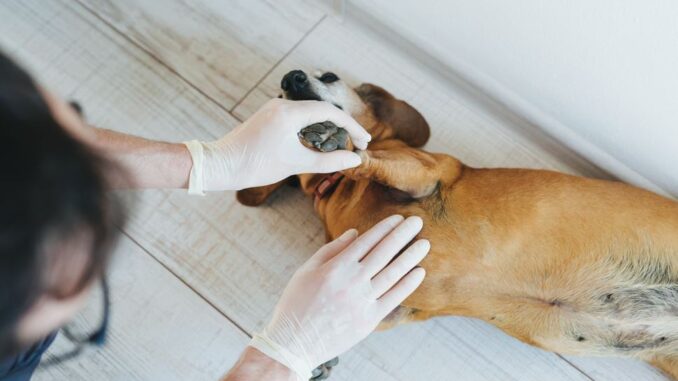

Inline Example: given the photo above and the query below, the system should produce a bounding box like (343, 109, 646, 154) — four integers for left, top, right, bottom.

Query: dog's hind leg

(343, 140, 463, 199)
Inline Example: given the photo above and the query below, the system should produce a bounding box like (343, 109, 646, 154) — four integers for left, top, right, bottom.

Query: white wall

(349, 0, 678, 197)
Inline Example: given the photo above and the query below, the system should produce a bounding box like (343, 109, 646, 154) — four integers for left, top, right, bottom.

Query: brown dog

(238, 69, 678, 379)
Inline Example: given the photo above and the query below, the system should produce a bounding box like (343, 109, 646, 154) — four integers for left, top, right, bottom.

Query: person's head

(0, 51, 124, 356)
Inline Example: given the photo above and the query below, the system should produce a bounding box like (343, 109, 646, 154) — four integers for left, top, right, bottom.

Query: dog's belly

(407, 232, 678, 360)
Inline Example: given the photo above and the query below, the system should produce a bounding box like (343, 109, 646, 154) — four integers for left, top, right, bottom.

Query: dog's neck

(298, 172, 347, 219)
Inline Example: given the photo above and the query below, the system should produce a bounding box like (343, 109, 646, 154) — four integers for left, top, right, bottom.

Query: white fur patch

(307, 71, 365, 117)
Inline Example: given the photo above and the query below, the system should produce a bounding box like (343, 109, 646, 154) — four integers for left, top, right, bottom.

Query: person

(0, 51, 430, 381)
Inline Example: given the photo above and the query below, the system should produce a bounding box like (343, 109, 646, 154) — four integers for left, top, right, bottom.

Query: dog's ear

(356, 84, 430, 147)
(236, 178, 293, 207)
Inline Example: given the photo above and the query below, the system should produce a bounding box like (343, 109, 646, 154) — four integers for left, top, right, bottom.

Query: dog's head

(236, 70, 430, 206)
(281, 69, 430, 147)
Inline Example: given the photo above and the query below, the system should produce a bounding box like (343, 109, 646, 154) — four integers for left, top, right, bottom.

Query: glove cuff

(249, 334, 312, 381)
(183, 140, 206, 196)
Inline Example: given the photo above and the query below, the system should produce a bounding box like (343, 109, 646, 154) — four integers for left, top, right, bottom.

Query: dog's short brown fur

(239, 71, 678, 379)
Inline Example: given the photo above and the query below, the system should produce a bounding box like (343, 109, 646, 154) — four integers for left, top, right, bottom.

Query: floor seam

(556, 354, 597, 381)
(119, 229, 252, 339)
(229, 14, 327, 113)
(72, 0, 237, 120)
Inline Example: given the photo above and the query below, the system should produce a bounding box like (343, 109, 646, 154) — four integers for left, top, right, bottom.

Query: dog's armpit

(298, 121, 352, 152)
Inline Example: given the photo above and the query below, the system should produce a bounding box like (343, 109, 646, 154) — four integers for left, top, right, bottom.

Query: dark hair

(0, 52, 124, 356)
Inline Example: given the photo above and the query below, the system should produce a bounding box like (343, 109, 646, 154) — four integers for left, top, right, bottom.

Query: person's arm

(42, 88, 193, 189)
(98, 98, 370, 191)
(86, 128, 193, 189)
(48, 88, 372, 191)
(45, 88, 371, 191)
(222, 347, 295, 381)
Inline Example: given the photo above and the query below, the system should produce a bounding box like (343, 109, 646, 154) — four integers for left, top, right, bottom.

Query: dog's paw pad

(299, 121, 349, 152)
(309, 357, 339, 380)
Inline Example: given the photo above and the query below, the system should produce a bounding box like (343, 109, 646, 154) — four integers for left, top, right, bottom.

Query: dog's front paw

(310, 357, 339, 380)
(298, 121, 350, 152)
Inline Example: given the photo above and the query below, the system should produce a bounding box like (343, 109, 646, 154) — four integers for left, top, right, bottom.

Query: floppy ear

(356, 84, 430, 147)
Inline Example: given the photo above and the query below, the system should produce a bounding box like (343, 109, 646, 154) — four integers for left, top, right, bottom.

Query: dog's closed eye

(318, 72, 339, 83)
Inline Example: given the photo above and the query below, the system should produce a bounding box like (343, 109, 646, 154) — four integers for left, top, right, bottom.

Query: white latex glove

(183, 98, 371, 194)
(249, 215, 430, 380)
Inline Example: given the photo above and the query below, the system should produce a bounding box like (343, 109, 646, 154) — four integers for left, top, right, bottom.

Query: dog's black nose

(281, 70, 308, 92)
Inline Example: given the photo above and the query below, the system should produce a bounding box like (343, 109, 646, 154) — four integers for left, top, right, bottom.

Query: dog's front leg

(296, 123, 462, 198)
(343, 144, 463, 199)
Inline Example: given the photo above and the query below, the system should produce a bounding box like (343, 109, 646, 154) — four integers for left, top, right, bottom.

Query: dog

(237, 69, 678, 379)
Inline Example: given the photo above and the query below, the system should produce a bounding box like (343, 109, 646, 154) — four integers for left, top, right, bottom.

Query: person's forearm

(87, 128, 192, 189)
(222, 347, 297, 381)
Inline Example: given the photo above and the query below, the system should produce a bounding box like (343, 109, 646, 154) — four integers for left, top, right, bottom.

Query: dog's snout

(281, 70, 308, 92)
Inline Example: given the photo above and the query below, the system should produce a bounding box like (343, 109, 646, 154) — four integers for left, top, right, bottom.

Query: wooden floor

(0, 1, 669, 380)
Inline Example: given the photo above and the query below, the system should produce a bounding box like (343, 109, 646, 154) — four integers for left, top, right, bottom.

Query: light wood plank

(564, 356, 669, 381)
(33, 235, 249, 381)
(0, 0, 234, 143)
(77, 0, 325, 110)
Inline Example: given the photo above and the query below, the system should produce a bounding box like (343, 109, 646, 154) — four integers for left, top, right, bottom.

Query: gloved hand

(249, 215, 429, 380)
(183, 98, 371, 194)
